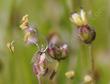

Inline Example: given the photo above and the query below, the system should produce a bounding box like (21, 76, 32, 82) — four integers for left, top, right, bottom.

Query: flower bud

(65, 70, 75, 79)
(32, 50, 48, 79)
(47, 32, 68, 61)
(84, 75, 93, 84)
(47, 43, 68, 61)
(78, 25, 96, 44)
(24, 27, 38, 45)
(70, 9, 96, 44)
(20, 15, 38, 45)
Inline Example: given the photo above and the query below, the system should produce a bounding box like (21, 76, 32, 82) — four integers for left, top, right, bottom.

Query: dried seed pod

(65, 70, 75, 79)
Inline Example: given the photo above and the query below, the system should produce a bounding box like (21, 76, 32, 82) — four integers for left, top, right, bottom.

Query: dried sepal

(71, 9, 87, 26)
(20, 14, 29, 30)
(80, 9, 87, 25)
(21, 14, 29, 22)
(20, 15, 38, 45)
(6, 41, 15, 53)
(71, 13, 83, 26)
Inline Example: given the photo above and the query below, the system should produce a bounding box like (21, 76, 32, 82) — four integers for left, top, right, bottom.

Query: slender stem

(55, 61, 59, 71)
(89, 44, 95, 83)
(34, 43, 40, 50)
(38, 77, 41, 84)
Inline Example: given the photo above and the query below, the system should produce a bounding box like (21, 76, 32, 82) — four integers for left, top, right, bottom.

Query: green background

(0, 0, 110, 84)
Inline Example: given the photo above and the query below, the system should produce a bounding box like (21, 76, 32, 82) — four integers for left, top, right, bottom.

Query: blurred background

(0, 0, 110, 84)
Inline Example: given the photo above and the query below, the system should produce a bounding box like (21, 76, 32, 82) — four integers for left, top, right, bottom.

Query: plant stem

(89, 44, 95, 83)
(34, 43, 40, 50)
(38, 77, 41, 84)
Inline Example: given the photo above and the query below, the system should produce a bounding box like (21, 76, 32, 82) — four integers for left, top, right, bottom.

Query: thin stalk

(89, 44, 95, 83)
(34, 43, 40, 50)
(38, 77, 41, 84)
